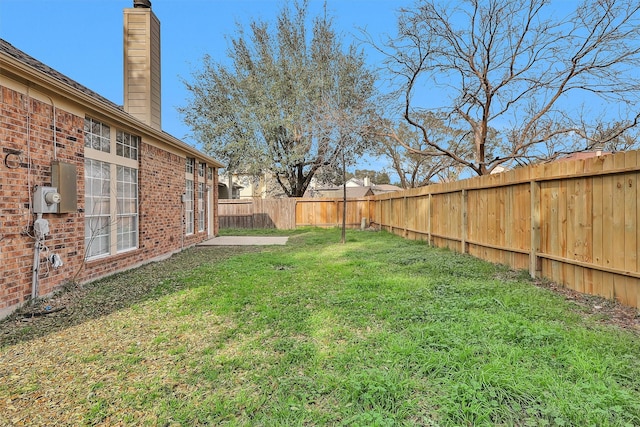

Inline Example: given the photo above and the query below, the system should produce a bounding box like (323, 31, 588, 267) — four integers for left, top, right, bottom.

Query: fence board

(590, 158, 604, 297)
(613, 154, 628, 303)
(601, 154, 616, 298)
(624, 152, 638, 308)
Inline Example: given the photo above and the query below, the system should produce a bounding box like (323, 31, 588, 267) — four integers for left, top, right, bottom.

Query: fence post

(427, 193, 432, 245)
(530, 180, 541, 278)
(461, 189, 467, 253)
(387, 196, 392, 233)
(404, 195, 408, 237)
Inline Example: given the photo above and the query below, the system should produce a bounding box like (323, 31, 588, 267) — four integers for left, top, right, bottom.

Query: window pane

(85, 159, 111, 259)
(85, 217, 110, 258)
(185, 179, 194, 234)
(85, 149, 139, 257)
(116, 130, 140, 160)
(116, 165, 138, 252)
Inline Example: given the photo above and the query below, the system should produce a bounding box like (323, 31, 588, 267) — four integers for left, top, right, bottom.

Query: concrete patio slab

(198, 236, 289, 246)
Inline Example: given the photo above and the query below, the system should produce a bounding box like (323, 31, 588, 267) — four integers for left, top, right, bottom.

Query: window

(207, 167, 213, 180)
(185, 180, 194, 235)
(186, 157, 194, 174)
(117, 166, 138, 251)
(84, 118, 139, 259)
(84, 117, 110, 152)
(85, 159, 111, 258)
(198, 182, 206, 232)
(116, 131, 139, 160)
(198, 162, 206, 177)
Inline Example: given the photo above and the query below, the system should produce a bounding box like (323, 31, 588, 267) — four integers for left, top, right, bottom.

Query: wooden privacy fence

(218, 198, 296, 229)
(296, 198, 373, 228)
(370, 150, 640, 310)
(217, 150, 640, 309)
(219, 197, 371, 230)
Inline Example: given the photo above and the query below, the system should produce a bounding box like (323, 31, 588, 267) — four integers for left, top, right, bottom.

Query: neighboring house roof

(490, 165, 509, 174)
(345, 178, 365, 187)
(0, 38, 224, 168)
(310, 186, 374, 198)
(306, 181, 402, 198)
(345, 187, 375, 198)
(371, 184, 402, 195)
(557, 151, 611, 162)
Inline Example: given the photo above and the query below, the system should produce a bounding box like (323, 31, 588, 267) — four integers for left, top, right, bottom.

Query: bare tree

(375, 112, 471, 187)
(382, 0, 640, 175)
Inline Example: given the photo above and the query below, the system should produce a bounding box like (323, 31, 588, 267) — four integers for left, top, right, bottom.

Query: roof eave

(0, 53, 225, 169)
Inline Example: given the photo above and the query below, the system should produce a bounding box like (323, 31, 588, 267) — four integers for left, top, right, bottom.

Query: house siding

(0, 84, 218, 318)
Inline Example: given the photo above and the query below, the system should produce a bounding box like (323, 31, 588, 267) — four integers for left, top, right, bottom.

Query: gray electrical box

(52, 160, 78, 213)
(33, 186, 61, 214)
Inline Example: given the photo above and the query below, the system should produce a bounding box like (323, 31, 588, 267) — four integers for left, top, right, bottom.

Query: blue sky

(0, 0, 404, 173)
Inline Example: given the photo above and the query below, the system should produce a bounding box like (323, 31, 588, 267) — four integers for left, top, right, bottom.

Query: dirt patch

(533, 278, 640, 334)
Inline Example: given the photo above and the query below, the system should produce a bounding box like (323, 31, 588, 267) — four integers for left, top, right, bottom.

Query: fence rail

(217, 150, 640, 309)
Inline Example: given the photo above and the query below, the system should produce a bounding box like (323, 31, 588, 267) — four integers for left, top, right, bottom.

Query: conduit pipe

(31, 213, 43, 301)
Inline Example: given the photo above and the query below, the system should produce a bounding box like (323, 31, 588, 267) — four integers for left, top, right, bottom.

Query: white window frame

(84, 117, 139, 260)
(186, 157, 194, 175)
(116, 165, 138, 252)
(116, 130, 139, 160)
(84, 159, 111, 259)
(84, 117, 110, 152)
(198, 181, 206, 232)
(185, 179, 194, 235)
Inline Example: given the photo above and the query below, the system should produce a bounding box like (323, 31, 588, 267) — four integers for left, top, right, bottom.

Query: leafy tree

(382, 0, 640, 175)
(180, 1, 377, 197)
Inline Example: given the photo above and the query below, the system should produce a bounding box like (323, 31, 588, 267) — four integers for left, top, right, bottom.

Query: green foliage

(180, 1, 378, 197)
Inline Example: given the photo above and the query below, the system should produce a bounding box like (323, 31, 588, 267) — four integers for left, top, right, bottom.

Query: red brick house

(0, 1, 224, 318)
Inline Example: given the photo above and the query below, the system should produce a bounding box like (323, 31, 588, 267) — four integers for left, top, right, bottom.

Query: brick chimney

(123, 0, 161, 130)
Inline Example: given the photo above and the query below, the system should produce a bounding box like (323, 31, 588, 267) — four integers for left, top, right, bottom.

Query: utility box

(52, 160, 77, 213)
(33, 186, 61, 214)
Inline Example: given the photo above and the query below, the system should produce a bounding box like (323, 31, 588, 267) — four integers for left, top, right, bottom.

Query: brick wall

(0, 84, 218, 318)
(0, 86, 85, 316)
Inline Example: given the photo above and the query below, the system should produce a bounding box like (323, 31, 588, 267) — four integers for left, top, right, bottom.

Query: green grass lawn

(2, 228, 639, 426)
